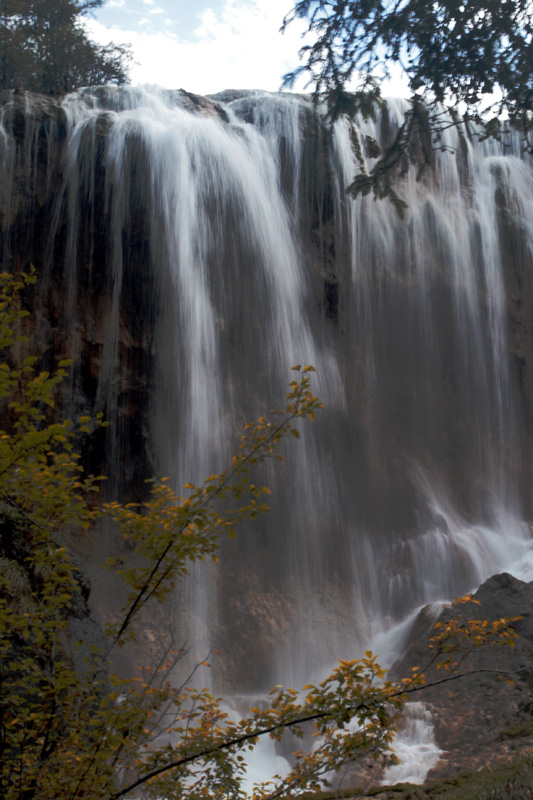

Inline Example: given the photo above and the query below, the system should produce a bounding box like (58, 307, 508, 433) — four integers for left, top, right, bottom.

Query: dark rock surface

(0, 506, 108, 678)
(0, 90, 157, 502)
(390, 572, 533, 780)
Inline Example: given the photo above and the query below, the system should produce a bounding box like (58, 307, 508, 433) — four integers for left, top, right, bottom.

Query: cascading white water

(2, 86, 533, 708)
(381, 702, 443, 785)
(62, 87, 533, 690)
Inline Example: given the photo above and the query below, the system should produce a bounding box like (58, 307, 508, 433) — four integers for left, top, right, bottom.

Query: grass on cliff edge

(292, 753, 533, 800)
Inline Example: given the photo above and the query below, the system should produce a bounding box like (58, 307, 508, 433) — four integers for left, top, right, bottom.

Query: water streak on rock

(1, 86, 533, 693)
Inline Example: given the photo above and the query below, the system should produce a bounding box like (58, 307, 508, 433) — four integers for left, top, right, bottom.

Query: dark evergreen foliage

(283, 0, 533, 116)
(0, 0, 131, 94)
(282, 1, 533, 207)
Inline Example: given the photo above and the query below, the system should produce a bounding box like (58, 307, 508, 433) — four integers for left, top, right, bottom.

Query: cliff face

(1, 87, 533, 703)
(0, 89, 239, 501)
(0, 90, 157, 500)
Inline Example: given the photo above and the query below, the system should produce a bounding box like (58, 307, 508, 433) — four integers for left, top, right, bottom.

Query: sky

(86, 0, 410, 97)
(85, 0, 314, 96)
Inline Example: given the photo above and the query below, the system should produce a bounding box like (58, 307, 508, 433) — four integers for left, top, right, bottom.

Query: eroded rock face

(0, 90, 157, 501)
(390, 573, 533, 781)
(2, 87, 533, 702)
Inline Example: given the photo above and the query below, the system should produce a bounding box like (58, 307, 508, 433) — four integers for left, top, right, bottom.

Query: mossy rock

(292, 756, 533, 800)
(498, 719, 533, 740)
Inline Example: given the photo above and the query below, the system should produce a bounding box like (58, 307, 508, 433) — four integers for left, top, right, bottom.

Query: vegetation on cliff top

(0, 0, 130, 94)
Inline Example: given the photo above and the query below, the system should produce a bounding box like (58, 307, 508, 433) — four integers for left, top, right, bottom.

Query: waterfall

(1, 86, 533, 696)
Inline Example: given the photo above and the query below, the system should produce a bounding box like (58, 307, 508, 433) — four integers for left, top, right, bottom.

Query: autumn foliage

(0, 271, 522, 799)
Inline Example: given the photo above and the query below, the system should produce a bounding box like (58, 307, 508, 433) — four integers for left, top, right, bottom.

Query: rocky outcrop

(390, 573, 533, 781)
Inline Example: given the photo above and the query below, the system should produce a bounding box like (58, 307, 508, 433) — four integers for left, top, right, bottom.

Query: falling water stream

(2, 85, 533, 784)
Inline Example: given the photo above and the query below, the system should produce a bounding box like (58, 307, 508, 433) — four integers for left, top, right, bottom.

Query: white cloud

(85, 0, 409, 98)
(85, 0, 311, 95)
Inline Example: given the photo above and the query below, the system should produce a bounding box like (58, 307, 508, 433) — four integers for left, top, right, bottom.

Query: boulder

(390, 572, 533, 780)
